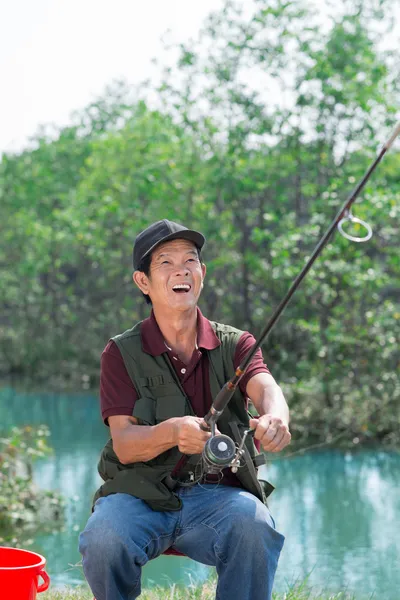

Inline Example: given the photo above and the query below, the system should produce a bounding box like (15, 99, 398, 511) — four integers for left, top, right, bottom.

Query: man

(79, 219, 291, 600)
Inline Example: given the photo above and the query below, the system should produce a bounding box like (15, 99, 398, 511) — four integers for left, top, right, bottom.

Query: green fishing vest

(93, 320, 274, 511)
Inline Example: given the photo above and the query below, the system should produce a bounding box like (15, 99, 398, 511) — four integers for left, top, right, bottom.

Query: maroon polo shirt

(100, 308, 270, 487)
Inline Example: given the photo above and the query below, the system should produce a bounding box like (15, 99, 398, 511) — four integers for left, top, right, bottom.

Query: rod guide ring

(337, 210, 373, 243)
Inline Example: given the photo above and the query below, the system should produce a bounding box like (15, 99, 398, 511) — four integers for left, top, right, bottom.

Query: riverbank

(42, 582, 356, 599)
(2, 377, 398, 451)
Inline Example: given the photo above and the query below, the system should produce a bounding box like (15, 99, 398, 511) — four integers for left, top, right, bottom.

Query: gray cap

(133, 219, 205, 270)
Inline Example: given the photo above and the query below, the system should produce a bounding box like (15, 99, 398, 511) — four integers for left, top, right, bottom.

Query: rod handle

(210, 382, 236, 414)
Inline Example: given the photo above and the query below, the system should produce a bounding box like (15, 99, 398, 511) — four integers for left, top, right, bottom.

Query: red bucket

(0, 547, 50, 600)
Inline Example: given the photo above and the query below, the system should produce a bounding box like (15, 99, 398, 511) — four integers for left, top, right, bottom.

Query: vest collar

(141, 307, 221, 356)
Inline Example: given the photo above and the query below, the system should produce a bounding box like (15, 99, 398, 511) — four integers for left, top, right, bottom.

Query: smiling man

(79, 219, 291, 600)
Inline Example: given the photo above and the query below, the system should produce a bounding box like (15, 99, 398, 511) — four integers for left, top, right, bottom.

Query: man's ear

(201, 262, 206, 281)
(133, 271, 150, 295)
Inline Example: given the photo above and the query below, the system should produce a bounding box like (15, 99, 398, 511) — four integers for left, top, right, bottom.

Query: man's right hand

(174, 416, 218, 454)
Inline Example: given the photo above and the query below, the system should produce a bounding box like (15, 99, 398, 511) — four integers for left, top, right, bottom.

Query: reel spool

(202, 434, 236, 474)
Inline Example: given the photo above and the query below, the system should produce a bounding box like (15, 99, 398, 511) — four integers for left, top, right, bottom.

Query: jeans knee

(223, 505, 284, 556)
(232, 514, 268, 543)
(80, 523, 116, 565)
(79, 519, 147, 570)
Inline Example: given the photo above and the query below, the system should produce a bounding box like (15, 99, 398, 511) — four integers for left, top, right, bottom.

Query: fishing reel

(202, 429, 255, 475)
(202, 434, 237, 474)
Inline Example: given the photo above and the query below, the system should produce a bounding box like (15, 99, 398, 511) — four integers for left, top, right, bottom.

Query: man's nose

(174, 264, 190, 276)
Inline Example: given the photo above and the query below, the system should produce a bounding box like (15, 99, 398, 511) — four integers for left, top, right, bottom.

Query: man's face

(134, 239, 206, 311)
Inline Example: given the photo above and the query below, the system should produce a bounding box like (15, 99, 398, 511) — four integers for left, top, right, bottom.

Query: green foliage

(0, 0, 399, 447)
(0, 426, 64, 543)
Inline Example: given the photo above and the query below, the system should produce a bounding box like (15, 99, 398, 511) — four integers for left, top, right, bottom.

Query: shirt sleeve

(234, 332, 271, 396)
(100, 340, 139, 425)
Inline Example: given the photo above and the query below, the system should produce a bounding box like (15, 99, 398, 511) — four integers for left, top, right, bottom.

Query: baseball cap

(133, 219, 206, 270)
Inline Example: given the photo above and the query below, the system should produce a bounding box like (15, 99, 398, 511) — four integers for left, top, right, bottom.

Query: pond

(1, 385, 399, 599)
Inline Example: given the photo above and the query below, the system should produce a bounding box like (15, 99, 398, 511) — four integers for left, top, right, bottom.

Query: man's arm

(246, 372, 291, 453)
(102, 341, 214, 464)
(109, 414, 213, 464)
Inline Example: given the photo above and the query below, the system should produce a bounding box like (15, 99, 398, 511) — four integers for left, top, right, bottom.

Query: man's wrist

(156, 417, 182, 448)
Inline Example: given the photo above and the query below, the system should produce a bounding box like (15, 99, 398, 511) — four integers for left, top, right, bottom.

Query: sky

(0, 0, 225, 155)
(1, 0, 399, 156)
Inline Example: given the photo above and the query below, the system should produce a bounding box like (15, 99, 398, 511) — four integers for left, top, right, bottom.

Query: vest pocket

(148, 383, 182, 398)
(155, 395, 191, 423)
(132, 396, 156, 425)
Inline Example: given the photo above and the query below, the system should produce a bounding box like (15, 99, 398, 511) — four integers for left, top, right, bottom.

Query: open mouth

(172, 284, 191, 294)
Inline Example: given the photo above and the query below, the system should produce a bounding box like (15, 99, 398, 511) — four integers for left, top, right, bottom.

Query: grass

(42, 578, 356, 600)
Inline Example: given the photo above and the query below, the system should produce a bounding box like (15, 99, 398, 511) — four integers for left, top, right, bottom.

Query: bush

(0, 425, 65, 543)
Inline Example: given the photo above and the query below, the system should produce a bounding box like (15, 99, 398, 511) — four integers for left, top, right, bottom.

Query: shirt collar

(141, 307, 221, 356)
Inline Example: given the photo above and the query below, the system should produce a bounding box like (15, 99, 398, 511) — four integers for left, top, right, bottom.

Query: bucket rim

(0, 546, 46, 570)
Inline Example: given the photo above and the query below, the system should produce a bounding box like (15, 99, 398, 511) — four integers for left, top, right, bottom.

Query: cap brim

(138, 229, 205, 267)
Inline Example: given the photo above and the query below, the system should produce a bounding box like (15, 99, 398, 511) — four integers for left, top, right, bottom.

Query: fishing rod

(165, 121, 400, 490)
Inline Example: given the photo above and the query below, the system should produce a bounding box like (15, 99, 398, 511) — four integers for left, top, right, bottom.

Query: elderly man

(79, 220, 291, 600)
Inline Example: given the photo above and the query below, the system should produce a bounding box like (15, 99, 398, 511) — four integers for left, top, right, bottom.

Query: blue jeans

(78, 485, 284, 600)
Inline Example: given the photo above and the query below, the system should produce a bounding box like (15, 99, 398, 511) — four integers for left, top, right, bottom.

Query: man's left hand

(249, 415, 291, 453)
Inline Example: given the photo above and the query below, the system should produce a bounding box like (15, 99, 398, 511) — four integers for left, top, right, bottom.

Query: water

(1, 385, 399, 599)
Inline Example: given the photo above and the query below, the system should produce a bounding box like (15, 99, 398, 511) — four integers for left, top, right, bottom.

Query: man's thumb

(249, 417, 259, 430)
